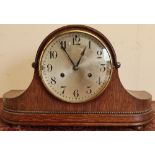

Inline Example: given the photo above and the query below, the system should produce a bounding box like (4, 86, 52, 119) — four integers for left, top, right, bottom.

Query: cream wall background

(0, 25, 155, 99)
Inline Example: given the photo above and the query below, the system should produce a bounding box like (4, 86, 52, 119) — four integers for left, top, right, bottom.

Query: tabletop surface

(0, 98, 154, 131)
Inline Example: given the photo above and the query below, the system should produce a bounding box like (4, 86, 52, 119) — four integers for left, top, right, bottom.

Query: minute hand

(75, 46, 86, 68)
(61, 46, 75, 67)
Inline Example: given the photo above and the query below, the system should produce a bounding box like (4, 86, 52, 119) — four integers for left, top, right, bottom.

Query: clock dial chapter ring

(38, 28, 113, 103)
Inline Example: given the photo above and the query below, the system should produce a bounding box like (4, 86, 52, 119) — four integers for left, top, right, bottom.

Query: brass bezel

(38, 27, 113, 103)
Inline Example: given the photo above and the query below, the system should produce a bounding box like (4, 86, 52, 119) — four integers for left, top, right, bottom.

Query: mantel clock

(1, 25, 153, 130)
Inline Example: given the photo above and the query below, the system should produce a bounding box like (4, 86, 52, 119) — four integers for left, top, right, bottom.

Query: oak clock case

(1, 25, 153, 129)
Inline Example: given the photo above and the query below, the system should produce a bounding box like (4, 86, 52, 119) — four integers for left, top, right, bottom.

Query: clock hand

(61, 46, 76, 69)
(74, 46, 86, 70)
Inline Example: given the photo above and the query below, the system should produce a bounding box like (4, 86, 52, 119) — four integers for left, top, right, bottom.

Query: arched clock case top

(1, 25, 153, 129)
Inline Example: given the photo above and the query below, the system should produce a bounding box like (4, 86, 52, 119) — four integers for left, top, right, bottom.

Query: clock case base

(1, 70, 154, 127)
(1, 25, 154, 127)
(1, 108, 153, 127)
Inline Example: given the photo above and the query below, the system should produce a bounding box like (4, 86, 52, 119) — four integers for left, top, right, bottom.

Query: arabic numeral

(51, 77, 56, 85)
(50, 51, 58, 59)
(47, 64, 53, 72)
(73, 89, 79, 98)
(73, 35, 80, 45)
(100, 64, 106, 72)
(61, 86, 66, 94)
(86, 86, 92, 94)
(60, 41, 66, 49)
(97, 77, 102, 85)
(97, 50, 103, 58)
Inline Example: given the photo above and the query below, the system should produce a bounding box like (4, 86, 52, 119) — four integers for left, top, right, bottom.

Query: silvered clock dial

(39, 29, 113, 103)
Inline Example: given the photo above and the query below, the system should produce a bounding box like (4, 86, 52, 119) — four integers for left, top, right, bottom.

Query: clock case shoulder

(1, 25, 154, 128)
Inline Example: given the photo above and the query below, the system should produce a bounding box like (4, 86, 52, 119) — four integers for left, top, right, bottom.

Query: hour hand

(74, 46, 86, 69)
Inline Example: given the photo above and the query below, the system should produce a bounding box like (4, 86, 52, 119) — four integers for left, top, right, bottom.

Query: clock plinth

(1, 25, 154, 128)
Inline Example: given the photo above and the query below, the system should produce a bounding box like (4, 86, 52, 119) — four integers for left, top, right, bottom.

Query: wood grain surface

(0, 98, 154, 131)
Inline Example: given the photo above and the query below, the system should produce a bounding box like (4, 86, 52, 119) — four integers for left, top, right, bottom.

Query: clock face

(39, 30, 113, 103)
